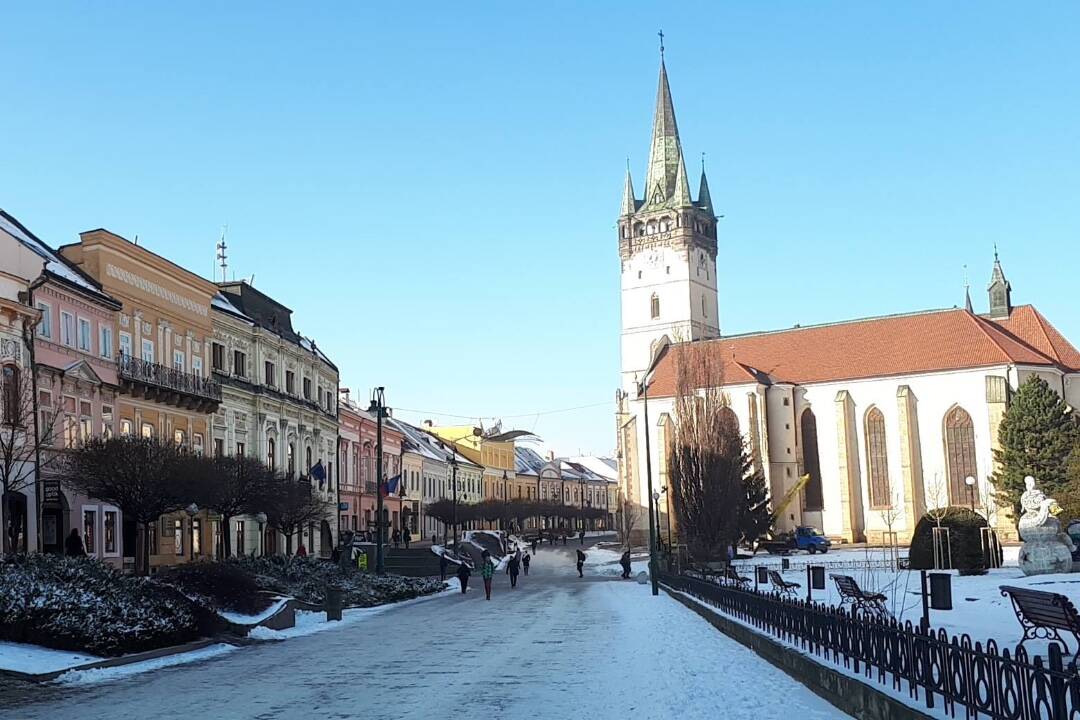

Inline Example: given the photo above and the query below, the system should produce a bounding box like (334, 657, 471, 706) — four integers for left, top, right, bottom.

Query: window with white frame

(174, 519, 184, 555)
(193, 433, 204, 455)
(119, 331, 132, 358)
(192, 356, 203, 378)
(173, 350, 185, 372)
(60, 311, 75, 347)
(102, 405, 113, 438)
(36, 302, 52, 339)
(141, 339, 154, 363)
(99, 326, 113, 359)
(103, 508, 118, 556)
(83, 508, 97, 554)
(77, 317, 92, 352)
(120, 418, 132, 436)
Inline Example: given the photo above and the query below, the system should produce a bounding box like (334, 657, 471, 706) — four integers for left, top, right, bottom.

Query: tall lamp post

(638, 361, 661, 597)
(448, 452, 459, 548)
(965, 476, 977, 512)
(368, 387, 387, 575)
(502, 470, 510, 532)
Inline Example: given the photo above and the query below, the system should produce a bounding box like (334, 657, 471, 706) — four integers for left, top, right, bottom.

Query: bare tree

(425, 498, 456, 543)
(261, 477, 333, 556)
(58, 436, 187, 574)
(617, 499, 639, 548)
(1, 363, 59, 554)
(185, 454, 274, 558)
(667, 343, 765, 561)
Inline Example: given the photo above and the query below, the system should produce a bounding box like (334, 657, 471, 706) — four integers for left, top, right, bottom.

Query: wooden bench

(1001, 585, 1080, 666)
(769, 570, 800, 597)
(724, 564, 751, 588)
(832, 574, 890, 621)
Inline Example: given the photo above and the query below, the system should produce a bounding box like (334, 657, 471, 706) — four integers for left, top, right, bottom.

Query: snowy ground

(0, 643, 102, 675)
(1, 536, 848, 719)
(731, 545, 1080, 653)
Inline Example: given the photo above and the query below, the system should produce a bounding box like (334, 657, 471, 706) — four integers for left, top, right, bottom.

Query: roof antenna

(216, 224, 228, 283)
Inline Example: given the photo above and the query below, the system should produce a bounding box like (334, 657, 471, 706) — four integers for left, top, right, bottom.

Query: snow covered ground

(0, 643, 102, 675)
(3, 540, 849, 719)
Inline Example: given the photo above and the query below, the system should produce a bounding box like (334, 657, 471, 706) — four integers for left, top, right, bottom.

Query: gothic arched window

(801, 408, 824, 511)
(944, 406, 978, 505)
(650, 294, 660, 319)
(287, 443, 295, 476)
(865, 407, 890, 509)
(719, 406, 739, 434)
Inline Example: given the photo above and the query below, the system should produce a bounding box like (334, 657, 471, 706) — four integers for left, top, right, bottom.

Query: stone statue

(1018, 476, 1075, 576)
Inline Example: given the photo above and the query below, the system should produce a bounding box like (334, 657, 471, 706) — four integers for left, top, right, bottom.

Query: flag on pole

(310, 460, 326, 489)
(381, 474, 401, 497)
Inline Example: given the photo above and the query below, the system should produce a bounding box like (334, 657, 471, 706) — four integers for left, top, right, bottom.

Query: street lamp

(255, 511, 267, 557)
(652, 491, 661, 550)
(638, 360, 662, 597)
(185, 503, 199, 562)
(662, 485, 673, 549)
(502, 470, 509, 532)
(367, 387, 387, 575)
(965, 476, 977, 512)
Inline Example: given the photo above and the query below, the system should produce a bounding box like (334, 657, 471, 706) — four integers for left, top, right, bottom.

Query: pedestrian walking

(403, 526, 411, 549)
(576, 548, 586, 578)
(530, 537, 537, 554)
(439, 551, 449, 581)
(508, 553, 520, 588)
(620, 549, 632, 579)
(522, 552, 531, 576)
(391, 529, 401, 549)
(579, 529, 585, 545)
(64, 528, 86, 557)
(296, 543, 307, 557)
(456, 558, 471, 594)
(562, 533, 567, 546)
(480, 550, 495, 600)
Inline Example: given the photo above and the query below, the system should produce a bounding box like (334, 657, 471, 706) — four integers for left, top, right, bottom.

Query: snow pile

(0, 641, 102, 674)
(54, 644, 237, 685)
(0, 554, 203, 657)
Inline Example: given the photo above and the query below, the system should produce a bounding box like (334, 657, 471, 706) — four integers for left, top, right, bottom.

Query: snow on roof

(389, 418, 480, 468)
(0, 210, 116, 304)
(565, 456, 618, 482)
(514, 446, 548, 475)
(211, 292, 254, 322)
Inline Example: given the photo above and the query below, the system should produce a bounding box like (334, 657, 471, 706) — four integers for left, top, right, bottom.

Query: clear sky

(2, 3, 1077, 457)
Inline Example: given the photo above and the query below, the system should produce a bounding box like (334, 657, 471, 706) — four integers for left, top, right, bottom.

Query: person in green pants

(480, 550, 495, 600)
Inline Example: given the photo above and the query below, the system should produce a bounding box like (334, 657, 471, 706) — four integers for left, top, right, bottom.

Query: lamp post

(965, 476, 977, 512)
(368, 387, 387, 575)
(185, 503, 199, 562)
(639, 372, 659, 597)
(502, 470, 510, 532)
(652, 491, 662, 551)
(449, 452, 459, 548)
(663, 485, 673, 548)
(255, 512, 267, 557)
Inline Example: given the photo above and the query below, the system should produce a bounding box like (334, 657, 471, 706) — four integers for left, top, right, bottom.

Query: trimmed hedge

(908, 506, 999, 574)
(0, 554, 213, 656)
(154, 561, 274, 615)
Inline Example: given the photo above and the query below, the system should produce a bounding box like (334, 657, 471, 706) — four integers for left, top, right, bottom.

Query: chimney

(423, 419, 434, 428)
(548, 451, 555, 461)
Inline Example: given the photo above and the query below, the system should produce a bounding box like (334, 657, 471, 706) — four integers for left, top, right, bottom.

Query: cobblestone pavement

(0, 542, 846, 720)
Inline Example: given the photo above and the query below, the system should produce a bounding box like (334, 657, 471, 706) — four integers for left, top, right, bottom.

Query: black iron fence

(660, 570, 1080, 720)
(736, 557, 903, 575)
(118, 353, 222, 402)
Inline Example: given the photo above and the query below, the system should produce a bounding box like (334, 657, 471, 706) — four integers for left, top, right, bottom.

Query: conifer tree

(993, 375, 1079, 521)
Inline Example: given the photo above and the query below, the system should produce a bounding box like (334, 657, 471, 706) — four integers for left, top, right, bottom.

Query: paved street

(1, 540, 846, 720)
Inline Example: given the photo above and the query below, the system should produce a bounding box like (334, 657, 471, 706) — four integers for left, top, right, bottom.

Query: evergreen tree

(993, 375, 1079, 522)
(739, 459, 772, 546)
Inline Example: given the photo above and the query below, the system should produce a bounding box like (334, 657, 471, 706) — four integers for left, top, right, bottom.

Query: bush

(153, 561, 273, 615)
(908, 507, 998, 573)
(0, 554, 212, 656)
(224, 555, 445, 607)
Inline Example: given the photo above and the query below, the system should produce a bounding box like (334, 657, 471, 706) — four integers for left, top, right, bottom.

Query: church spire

(697, 154, 713, 213)
(672, 150, 692, 206)
(987, 245, 1012, 319)
(621, 161, 637, 216)
(643, 55, 684, 208)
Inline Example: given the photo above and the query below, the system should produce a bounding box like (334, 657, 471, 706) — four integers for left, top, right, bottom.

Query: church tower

(987, 248, 1012, 319)
(619, 54, 720, 394)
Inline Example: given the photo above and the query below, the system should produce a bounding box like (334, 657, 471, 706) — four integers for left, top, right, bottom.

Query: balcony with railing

(117, 353, 222, 411)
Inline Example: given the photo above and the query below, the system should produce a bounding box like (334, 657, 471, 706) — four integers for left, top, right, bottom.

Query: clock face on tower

(644, 249, 663, 268)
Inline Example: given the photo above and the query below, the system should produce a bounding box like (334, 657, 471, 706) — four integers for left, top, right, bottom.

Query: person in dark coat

(391, 529, 401, 549)
(579, 529, 586, 545)
(439, 552, 449, 581)
(456, 558, 471, 594)
(64, 528, 86, 557)
(402, 526, 411, 549)
(620, 549, 632, 579)
(530, 537, 538, 554)
(522, 552, 531, 576)
(576, 548, 586, 578)
(508, 553, 520, 588)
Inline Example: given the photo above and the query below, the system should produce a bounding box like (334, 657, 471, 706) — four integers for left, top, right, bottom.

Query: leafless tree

(1, 364, 60, 554)
(617, 498, 639, 548)
(185, 453, 274, 558)
(57, 436, 187, 574)
(260, 476, 334, 556)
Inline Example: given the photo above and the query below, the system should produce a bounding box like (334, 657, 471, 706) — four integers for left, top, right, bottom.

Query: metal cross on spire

(658, 29, 665, 58)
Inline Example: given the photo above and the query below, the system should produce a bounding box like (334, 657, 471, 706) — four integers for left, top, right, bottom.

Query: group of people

(448, 547, 532, 600)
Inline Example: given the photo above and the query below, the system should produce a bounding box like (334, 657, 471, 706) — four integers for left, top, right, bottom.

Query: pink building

(337, 391, 404, 539)
(2, 211, 126, 564)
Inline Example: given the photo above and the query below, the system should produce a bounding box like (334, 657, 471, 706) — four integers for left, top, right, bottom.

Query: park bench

(1000, 585, 1080, 666)
(831, 574, 891, 621)
(724, 564, 751, 588)
(768, 570, 800, 597)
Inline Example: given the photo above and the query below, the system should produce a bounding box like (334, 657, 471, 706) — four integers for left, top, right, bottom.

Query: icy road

(1, 541, 847, 720)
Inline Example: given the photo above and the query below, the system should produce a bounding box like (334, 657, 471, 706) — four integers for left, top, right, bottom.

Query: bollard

(755, 566, 768, 592)
(928, 572, 953, 611)
(325, 587, 343, 622)
(782, 558, 790, 571)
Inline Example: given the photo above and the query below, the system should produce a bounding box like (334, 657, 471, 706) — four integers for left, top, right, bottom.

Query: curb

(660, 583, 932, 720)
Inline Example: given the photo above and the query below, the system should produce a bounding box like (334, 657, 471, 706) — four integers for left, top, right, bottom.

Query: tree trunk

(221, 513, 232, 558)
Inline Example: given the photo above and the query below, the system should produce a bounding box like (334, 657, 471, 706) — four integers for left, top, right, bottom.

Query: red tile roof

(647, 305, 1076, 398)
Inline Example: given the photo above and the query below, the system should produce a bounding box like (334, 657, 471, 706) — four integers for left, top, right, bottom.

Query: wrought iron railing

(117, 353, 222, 402)
(661, 570, 1080, 720)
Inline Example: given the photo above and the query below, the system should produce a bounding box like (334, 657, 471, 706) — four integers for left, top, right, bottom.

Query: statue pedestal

(1019, 521, 1073, 576)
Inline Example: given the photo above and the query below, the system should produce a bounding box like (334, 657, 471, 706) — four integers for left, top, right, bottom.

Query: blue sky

(2, 3, 1077, 456)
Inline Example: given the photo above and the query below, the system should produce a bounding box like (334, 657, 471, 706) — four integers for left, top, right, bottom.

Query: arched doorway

(320, 519, 333, 557)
